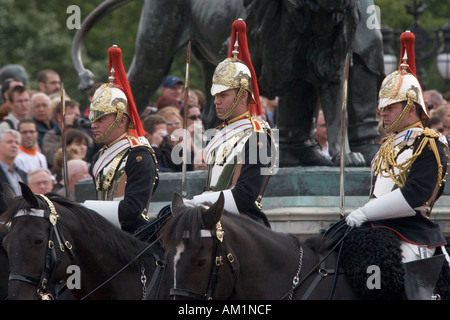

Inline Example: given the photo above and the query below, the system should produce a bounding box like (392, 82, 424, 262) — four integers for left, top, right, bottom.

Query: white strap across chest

(92, 138, 130, 180)
(205, 119, 253, 161)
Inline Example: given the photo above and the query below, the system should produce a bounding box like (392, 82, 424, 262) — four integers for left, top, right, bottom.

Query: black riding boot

(403, 255, 445, 300)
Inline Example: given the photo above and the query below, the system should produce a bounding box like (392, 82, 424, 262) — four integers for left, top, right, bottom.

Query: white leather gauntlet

(346, 188, 415, 227)
(83, 200, 121, 228)
(183, 190, 239, 214)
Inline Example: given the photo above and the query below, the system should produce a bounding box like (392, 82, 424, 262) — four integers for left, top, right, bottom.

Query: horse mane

(1, 193, 153, 266)
(0, 195, 33, 229)
(162, 204, 300, 252)
(162, 205, 204, 251)
(301, 219, 354, 255)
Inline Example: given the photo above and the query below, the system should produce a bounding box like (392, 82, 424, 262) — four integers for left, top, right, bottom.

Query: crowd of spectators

(423, 89, 450, 142)
(0, 68, 281, 207)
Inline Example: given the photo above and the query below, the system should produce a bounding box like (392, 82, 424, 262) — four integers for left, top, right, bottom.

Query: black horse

(162, 192, 360, 299)
(162, 192, 450, 300)
(0, 232, 9, 300)
(0, 183, 170, 300)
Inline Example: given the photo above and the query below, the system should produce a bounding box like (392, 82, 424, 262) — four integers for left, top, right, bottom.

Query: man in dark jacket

(0, 129, 27, 214)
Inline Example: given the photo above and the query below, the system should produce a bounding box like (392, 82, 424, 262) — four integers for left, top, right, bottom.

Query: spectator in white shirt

(15, 119, 48, 173)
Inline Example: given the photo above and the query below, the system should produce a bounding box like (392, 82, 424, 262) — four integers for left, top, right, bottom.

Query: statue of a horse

(163, 192, 450, 300)
(0, 183, 170, 300)
(72, 0, 384, 167)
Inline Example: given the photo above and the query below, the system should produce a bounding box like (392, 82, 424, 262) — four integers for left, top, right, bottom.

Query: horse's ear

(2, 183, 16, 208)
(203, 192, 224, 229)
(20, 182, 40, 208)
(171, 192, 185, 214)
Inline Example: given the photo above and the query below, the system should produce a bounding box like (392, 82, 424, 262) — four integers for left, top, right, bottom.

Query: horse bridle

(8, 195, 170, 300)
(9, 194, 75, 300)
(170, 221, 237, 300)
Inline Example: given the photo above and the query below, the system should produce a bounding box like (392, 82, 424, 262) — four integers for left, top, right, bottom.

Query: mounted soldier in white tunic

(184, 19, 276, 228)
(346, 31, 450, 299)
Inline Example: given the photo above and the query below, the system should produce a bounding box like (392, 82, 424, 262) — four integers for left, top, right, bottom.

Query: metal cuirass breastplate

(206, 128, 254, 191)
(97, 151, 129, 200)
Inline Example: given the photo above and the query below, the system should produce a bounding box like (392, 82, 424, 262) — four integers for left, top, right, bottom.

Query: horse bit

(9, 194, 75, 300)
(170, 221, 304, 300)
(170, 221, 238, 300)
(9, 194, 167, 300)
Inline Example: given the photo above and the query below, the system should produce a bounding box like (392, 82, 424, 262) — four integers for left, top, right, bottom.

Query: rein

(170, 221, 237, 300)
(9, 195, 168, 300)
(280, 222, 353, 300)
(9, 194, 75, 300)
(80, 234, 166, 300)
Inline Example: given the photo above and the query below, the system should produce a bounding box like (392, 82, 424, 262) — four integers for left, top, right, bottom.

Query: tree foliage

(376, 0, 450, 93)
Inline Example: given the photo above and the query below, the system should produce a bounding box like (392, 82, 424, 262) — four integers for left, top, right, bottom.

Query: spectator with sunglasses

(180, 104, 207, 170)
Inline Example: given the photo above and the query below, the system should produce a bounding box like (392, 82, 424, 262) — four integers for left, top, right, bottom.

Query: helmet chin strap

(384, 102, 412, 134)
(93, 110, 124, 143)
(218, 87, 246, 121)
(384, 89, 419, 134)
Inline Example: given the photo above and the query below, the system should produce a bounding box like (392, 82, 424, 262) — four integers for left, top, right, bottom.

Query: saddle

(323, 221, 450, 300)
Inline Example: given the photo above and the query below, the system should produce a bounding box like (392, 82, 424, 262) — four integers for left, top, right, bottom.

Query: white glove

(182, 198, 196, 207)
(345, 188, 415, 227)
(83, 200, 121, 228)
(346, 208, 368, 227)
(192, 190, 240, 214)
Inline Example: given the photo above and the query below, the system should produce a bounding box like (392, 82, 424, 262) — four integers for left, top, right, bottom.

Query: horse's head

(162, 192, 237, 300)
(2, 183, 173, 300)
(2, 183, 75, 300)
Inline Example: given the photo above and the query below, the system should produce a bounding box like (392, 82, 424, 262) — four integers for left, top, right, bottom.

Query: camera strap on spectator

(2, 119, 14, 129)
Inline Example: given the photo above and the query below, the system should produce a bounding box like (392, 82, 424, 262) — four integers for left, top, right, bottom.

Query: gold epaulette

(421, 127, 439, 139)
(249, 116, 264, 133)
(126, 135, 159, 171)
(126, 135, 144, 148)
(373, 127, 444, 189)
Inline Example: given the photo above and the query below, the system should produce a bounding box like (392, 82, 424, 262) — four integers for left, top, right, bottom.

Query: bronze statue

(72, 0, 384, 166)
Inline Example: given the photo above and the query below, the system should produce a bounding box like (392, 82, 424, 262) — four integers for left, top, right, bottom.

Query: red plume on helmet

(398, 31, 429, 116)
(108, 45, 145, 137)
(399, 31, 416, 76)
(227, 19, 262, 117)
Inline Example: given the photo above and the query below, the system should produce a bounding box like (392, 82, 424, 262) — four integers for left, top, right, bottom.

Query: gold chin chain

(384, 100, 413, 134)
(373, 127, 443, 190)
(218, 87, 246, 120)
(94, 110, 124, 143)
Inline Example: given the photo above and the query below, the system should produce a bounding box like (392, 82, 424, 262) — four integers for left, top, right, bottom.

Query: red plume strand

(399, 31, 416, 76)
(398, 31, 429, 116)
(108, 46, 145, 137)
(228, 19, 262, 116)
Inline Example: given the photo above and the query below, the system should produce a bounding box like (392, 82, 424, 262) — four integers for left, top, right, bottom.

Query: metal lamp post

(437, 22, 450, 84)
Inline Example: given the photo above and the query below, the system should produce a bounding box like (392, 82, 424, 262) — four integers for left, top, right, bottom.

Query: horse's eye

(33, 238, 44, 246)
(196, 258, 207, 267)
